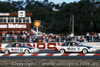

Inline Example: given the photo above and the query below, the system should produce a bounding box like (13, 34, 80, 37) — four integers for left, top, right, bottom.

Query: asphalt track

(0, 50, 100, 60)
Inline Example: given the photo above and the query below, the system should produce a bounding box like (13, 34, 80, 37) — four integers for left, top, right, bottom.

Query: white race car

(0, 43, 39, 54)
(55, 41, 97, 54)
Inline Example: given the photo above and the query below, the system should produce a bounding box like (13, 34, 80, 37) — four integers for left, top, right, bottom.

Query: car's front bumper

(32, 48, 39, 53)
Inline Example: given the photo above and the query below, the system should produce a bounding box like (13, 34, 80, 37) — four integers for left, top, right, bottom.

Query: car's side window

(67, 43, 70, 46)
(6, 44, 11, 47)
(13, 43, 17, 47)
(70, 43, 73, 46)
(67, 42, 73, 46)
(75, 43, 78, 46)
(18, 44, 21, 47)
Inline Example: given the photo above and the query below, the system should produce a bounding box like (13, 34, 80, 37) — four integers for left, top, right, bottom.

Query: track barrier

(0, 42, 100, 50)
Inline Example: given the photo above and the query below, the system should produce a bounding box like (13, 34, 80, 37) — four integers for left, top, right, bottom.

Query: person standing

(86, 32, 90, 42)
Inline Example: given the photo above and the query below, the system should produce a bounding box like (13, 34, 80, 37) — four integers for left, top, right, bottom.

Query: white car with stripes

(55, 41, 97, 54)
(0, 43, 39, 54)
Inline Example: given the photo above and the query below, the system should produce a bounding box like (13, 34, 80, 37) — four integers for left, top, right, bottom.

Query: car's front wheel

(4, 50, 10, 54)
(24, 50, 30, 54)
(82, 49, 88, 54)
(60, 49, 65, 54)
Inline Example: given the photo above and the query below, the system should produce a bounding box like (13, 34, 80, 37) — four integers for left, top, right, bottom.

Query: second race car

(55, 41, 97, 54)
(0, 43, 39, 54)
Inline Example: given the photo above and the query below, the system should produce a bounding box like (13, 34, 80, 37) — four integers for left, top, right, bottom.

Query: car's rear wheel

(60, 49, 65, 54)
(24, 50, 30, 54)
(4, 50, 10, 54)
(82, 49, 88, 54)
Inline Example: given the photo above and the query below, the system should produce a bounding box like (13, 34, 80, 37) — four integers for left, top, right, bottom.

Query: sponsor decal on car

(11, 48, 23, 52)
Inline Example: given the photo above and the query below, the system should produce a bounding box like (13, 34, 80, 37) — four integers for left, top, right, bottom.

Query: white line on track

(53, 53, 62, 56)
(9, 54, 18, 56)
(0, 54, 4, 56)
(85, 53, 95, 56)
(38, 53, 48, 56)
(24, 54, 32, 56)
(69, 53, 79, 56)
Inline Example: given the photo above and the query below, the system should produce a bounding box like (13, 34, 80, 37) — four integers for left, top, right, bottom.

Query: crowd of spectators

(1, 31, 30, 42)
(0, 32, 75, 43)
(85, 32, 100, 42)
(0, 31, 100, 43)
(30, 33, 75, 43)
(30, 32, 100, 43)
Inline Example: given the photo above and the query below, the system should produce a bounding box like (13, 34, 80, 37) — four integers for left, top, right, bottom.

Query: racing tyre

(24, 50, 30, 54)
(82, 49, 88, 54)
(4, 50, 10, 54)
(60, 49, 65, 54)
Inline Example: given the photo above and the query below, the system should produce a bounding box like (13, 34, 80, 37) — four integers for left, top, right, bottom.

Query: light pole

(72, 15, 74, 35)
(36, 27, 38, 36)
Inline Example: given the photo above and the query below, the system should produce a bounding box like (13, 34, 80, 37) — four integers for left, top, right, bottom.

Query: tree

(0, 0, 99, 35)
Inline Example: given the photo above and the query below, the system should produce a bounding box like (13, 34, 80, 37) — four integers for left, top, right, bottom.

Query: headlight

(90, 48, 93, 50)
(90, 48, 96, 50)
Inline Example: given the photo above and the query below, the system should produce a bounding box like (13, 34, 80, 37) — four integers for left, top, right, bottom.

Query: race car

(55, 41, 97, 54)
(0, 43, 39, 54)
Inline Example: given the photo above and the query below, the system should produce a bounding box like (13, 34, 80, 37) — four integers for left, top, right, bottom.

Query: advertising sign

(0, 23, 30, 31)
(0, 13, 9, 16)
(34, 20, 41, 27)
(18, 11, 25, 17)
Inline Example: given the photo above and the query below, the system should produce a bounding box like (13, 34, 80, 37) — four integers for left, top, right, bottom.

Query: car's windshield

(78, 43, 85, 46)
